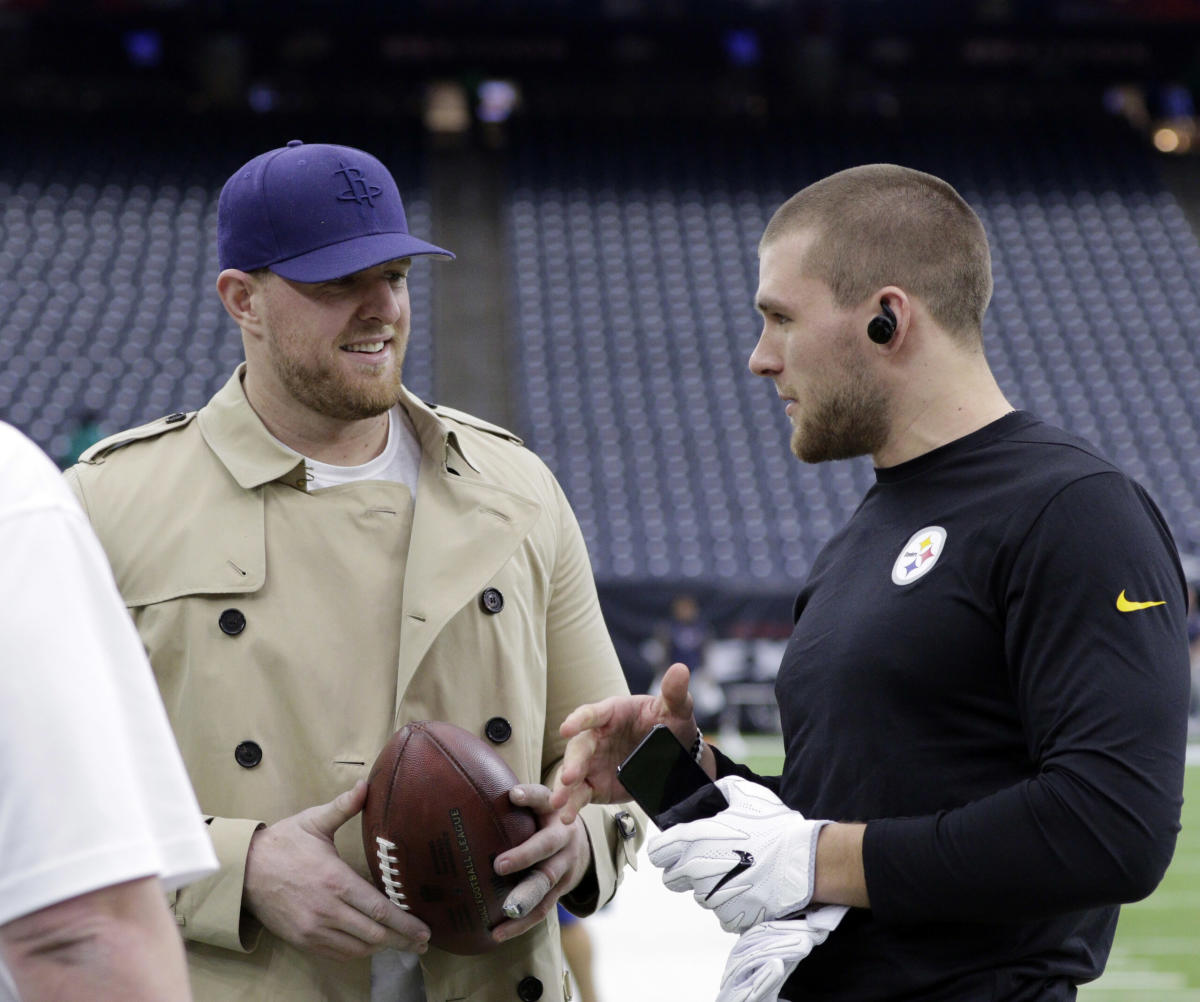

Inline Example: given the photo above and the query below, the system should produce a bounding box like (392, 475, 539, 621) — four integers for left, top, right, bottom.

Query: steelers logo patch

(891, 526, 948, 586)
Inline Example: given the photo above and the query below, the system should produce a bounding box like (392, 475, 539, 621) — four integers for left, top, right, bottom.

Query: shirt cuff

(562, 803, 645, 915)
(171, 816, 264, 952)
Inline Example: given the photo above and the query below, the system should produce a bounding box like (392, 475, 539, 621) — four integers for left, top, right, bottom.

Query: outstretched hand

(550, 662, 702, 824)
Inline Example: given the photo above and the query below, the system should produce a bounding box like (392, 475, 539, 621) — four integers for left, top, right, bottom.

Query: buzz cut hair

(760, 164, 994, 342)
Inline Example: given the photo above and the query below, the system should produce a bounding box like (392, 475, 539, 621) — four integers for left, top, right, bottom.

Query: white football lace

(375, 837, 410, 910)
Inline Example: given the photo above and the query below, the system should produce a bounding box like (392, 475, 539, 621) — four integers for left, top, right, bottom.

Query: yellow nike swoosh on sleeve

(1116, 590, 1167, 612)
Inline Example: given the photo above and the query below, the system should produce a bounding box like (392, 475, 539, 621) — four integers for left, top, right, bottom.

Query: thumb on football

(306, 781, 368, 838)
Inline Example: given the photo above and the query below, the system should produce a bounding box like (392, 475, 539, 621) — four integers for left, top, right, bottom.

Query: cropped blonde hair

(761, 164, 993, 341)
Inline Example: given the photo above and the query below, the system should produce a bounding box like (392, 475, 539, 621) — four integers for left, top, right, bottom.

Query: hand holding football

(361, 720, 538, 955)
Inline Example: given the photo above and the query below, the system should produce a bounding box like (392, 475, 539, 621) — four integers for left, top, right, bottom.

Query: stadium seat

(505, 121, 1200, 588)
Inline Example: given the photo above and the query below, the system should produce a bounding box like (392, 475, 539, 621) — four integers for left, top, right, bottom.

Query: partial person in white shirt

(0, 421, 217, 1002)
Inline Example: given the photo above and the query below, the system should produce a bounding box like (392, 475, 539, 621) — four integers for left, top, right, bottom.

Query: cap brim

(268, 233, 454, 282)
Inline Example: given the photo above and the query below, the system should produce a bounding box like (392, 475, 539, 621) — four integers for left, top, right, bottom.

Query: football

(361, 720, 538, 955)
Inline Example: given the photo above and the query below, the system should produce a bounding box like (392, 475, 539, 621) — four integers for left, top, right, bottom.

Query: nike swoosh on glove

(647, 775, 830, 932)
(716, 905, 849, 1002)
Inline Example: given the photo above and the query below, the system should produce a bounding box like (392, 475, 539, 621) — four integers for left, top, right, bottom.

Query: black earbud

(867, 300, 897, 345)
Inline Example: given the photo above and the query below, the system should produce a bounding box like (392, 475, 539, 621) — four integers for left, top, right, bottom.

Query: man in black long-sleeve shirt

(552, 164, 1189, 1000)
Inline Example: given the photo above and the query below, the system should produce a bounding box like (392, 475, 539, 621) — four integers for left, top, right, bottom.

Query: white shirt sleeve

(0, 423, 217, 930)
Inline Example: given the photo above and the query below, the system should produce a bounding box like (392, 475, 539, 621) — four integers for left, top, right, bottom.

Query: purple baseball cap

(217, 140, 453, 282)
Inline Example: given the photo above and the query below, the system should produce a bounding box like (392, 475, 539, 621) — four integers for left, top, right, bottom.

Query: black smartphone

(616, 724, 729, 829)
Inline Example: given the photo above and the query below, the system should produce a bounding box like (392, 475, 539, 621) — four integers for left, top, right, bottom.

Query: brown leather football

(361, 720, 538, 955)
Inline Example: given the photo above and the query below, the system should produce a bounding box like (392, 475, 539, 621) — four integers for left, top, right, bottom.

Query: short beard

(792, 378, 890, 464)
(269, 336, 406, 422)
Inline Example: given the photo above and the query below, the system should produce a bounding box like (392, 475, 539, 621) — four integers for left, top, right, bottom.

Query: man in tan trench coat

(65, 140, 643, 1002)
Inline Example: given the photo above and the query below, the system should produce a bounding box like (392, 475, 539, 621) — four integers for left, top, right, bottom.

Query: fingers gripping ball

(362, 720, 537, 954)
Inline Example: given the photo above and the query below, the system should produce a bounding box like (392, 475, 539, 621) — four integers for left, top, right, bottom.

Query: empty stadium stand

(507, 121, 1200, 591)
(2, 119, 1198, 602)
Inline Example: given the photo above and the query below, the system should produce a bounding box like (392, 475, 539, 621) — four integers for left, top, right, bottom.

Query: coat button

(234, 741, 262, 768)
(615, 810, 638, 841)
(219, 609, 246, 635)
(165, 412, 186, 424)
(516, 976, 543, 1001)
(485, 717, 512, 744)
(480, 588, 504, 614)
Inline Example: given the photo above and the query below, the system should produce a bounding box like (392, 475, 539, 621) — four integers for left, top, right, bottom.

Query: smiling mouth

(341, 341, 388, 354)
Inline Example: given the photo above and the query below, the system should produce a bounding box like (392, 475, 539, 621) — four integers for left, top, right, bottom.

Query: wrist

(240, 823, 273, 913)
(688, 723, 719, 779)
(560, 822, 599, 912)
(812, 823, 870, 909)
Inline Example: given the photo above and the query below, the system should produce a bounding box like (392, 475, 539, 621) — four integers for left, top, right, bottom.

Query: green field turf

(737, 737, 1200, 999)
(1081, 760, 1200, 999)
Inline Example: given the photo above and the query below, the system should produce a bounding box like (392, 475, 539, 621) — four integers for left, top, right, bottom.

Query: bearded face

(261, 310, 408, 421)
(251, 262, 412, 423)
(788, 344, 890, 464)
(752, 233, 893, 466)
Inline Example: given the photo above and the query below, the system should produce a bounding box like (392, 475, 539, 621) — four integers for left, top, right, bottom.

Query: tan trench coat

(66, 368, 643, 1002)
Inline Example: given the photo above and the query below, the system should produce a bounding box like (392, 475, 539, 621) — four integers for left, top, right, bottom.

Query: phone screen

(616, 724, 729, 829)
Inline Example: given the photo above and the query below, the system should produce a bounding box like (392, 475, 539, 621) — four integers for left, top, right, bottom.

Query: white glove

(647, 775, 830, 932)
(716, 905, 849, 1002)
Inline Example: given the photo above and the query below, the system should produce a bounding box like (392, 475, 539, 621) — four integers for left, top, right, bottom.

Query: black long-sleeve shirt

(716, 412, 1189, 1001)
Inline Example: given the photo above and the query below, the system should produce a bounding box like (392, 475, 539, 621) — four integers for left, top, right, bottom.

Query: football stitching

(375, 837, 410, 910)
(372, 728, 413, 904)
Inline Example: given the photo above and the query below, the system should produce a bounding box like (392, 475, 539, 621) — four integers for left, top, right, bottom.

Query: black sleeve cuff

(709, 744, 783, 795)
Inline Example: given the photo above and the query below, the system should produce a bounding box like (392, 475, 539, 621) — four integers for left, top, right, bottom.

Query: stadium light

(424, 80, 471, 134)
(477, 80, 520, 124)
(122, 29, 162, 69)
(1152, 120, 1195, 154)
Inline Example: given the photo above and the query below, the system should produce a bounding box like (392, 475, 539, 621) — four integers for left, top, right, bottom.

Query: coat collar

(197, 365, 308, 490)
(396, 387, 484, 479)
(196, 365, 481, 491)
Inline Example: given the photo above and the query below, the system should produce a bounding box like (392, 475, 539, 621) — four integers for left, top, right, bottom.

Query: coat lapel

(395, 420, 540, 716)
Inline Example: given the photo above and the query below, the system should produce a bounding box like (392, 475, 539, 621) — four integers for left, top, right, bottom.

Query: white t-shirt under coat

(305, 407, 421, 493)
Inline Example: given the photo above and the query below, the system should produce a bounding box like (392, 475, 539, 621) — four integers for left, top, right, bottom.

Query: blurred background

(1, 1, 1199, 994)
